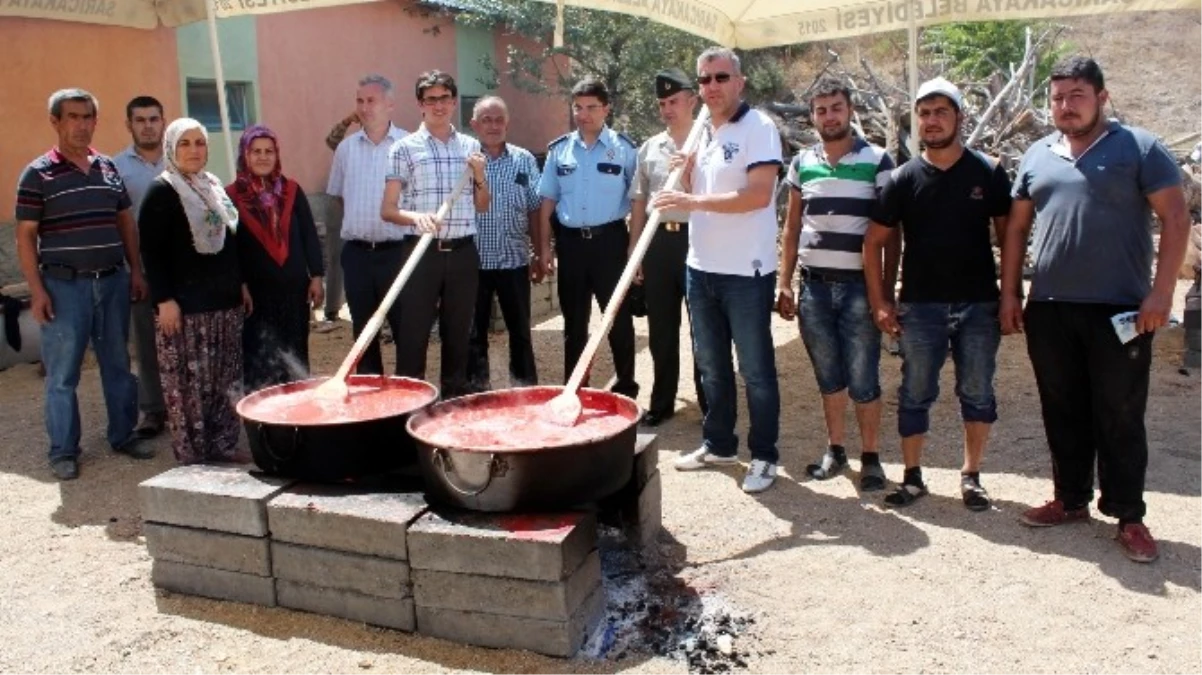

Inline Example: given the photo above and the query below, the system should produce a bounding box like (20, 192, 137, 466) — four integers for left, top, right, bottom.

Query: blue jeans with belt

(40, 268, 139, 461)
(686, 266, 779, 463)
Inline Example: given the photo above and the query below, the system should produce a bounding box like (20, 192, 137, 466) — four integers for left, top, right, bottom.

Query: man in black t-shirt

(863, 78, 1011, 511)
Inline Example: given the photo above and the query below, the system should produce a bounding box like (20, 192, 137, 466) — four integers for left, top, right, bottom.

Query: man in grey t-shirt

(112, 95, 167, 439)
(1000, 57, 1190, 563)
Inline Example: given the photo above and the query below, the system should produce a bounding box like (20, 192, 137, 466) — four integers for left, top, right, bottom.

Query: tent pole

(907, 13, 919, 156)
(206, 1, 237, 179)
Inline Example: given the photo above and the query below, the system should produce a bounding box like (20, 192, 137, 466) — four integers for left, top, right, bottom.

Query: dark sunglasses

(696, 73, 732, 85)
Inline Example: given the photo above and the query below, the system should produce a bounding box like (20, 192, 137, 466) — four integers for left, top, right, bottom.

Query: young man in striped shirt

(776, 77, 897, 492)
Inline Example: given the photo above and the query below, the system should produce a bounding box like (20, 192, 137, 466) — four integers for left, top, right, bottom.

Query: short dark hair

(571, 78, 610, 106)
(415, 70, 457, 101)
(1050, 56, 1105, 92)
(125, 95, 163, 120)
(807, 77, 852, 109)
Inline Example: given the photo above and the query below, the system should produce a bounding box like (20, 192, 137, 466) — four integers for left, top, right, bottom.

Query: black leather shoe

(134, 411, 166, 439)
(50, 458, 79, 481)
(113, 437, 156, 460)
(643, 410, 675, 427)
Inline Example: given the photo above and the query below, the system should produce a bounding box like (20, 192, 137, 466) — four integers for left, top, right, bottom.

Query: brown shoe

(134, 412, 166, 439)
(1117, 523, 1159, 563)
(1020, 500, 1090, 527)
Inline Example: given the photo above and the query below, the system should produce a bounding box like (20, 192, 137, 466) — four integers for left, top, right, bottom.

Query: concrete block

(408, 510, 595, 582)
(276, 580, 415, 632)
(633, 470, 663, 549)
(416, 584, 605, 657)
(633, 433, 659, 491)
(152, 559, 275, 607)
(413, 549, 600, 621)
(144, 522, 270, 576)
(271, 542, 410, 599)
(139, 465, 293, 536)
(267, 484, 426, 559)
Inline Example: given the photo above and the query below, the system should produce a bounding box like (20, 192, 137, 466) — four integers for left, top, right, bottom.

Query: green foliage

(437, 0, 789, 143)
(923, 20, 1068, 92)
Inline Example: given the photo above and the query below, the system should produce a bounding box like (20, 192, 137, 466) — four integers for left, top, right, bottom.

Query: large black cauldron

(236, 375, 439, 482)
(406, 386, 640, 512)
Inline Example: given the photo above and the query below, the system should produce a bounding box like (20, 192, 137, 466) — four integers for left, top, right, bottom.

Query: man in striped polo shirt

(15, 88, 152, 481)
(776, 77, 897, 492)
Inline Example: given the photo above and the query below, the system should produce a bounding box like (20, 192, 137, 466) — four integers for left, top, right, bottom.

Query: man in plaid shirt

(381, 71, 489, 397)
(465, 96, 541, 390)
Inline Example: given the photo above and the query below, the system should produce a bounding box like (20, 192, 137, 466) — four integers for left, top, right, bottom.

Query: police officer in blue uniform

(537, 78, 639, 398)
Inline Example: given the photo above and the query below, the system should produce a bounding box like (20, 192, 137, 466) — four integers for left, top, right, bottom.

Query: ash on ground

(580, 528, 763, 673)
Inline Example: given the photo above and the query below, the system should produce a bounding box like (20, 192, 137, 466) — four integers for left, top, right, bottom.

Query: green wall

(175, 16, 259, 184)
(455, 24, 497, 129)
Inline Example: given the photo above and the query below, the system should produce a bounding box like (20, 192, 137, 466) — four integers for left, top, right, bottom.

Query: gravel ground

(0, 279, 1197, 674)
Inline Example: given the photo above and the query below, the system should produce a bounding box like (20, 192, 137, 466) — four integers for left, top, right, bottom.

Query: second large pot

(406, 386, 640, 512)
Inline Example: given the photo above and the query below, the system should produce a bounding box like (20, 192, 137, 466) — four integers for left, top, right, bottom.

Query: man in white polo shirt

(327, 74, 408, 374)
(653, 46, 784, 493)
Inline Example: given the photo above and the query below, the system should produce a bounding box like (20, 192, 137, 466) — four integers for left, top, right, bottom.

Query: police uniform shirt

(537, 126, 637, 228)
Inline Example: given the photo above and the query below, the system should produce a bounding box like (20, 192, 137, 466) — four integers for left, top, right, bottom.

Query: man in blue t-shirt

(1001, 57, 1190, 564)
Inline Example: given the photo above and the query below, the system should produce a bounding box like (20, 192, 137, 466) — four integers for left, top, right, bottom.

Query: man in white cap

(863, 77, 1012, 510)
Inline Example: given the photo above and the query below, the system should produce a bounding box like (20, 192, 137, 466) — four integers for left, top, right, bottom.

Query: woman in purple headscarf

(226, 125, 325, 391)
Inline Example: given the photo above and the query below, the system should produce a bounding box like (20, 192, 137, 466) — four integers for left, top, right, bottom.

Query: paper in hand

(1110, 311, 1140, 344)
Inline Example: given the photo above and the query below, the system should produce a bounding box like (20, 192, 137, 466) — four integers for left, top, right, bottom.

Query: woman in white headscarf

(139, 118, 252, 465)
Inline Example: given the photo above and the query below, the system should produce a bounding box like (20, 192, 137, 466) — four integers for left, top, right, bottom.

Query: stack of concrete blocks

(140, 465, 294, 607)
(407, 510, 603, 657)
(598, 433, 663, 550)
(266, 485, 427, 632)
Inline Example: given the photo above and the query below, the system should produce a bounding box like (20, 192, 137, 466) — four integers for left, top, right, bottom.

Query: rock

(717, 633, 734, 656)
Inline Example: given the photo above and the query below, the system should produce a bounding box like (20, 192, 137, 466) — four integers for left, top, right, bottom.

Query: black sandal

(884, 482, 927, 508)
(859, 463, 886, 492)
(961, 477, 992, 512)
(806, 450, 847, 480)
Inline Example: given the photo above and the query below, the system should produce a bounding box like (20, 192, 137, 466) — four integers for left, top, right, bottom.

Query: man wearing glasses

(381, 70, 488, 398)
(653, 47, 784, 493)
(537, 78, 639, 400)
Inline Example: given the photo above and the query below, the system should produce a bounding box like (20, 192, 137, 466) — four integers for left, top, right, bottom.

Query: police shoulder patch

(616, 132, 638, 149)
(548, 133, 570, 149)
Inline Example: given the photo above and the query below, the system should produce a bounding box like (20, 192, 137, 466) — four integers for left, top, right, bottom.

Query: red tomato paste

(411, 389, 635, 450)
(239, 377, 435, 425)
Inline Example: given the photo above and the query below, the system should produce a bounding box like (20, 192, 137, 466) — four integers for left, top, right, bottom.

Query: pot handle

(257, 425, 301, 466)
(432, 448, 504, 497)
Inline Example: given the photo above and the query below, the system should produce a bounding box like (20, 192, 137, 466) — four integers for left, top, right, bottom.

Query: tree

(434, 0, 789, 142)
(923, 20, 1069, 100)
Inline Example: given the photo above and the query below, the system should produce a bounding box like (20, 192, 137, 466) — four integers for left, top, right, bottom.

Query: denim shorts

(797, 277, 881, 403)
(896, 301, 1001, 437)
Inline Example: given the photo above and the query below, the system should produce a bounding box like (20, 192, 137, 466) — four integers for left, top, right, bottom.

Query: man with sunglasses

(653, 47, 784, 494)
(537, 78, 639, 400)
(381, 70, 488, 398)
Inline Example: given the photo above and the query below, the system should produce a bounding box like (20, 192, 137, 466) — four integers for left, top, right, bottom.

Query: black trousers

(341, 241, 408, 375)
(396, 239, 479, 399)
(555, 222, 638, 398)
(1024, 301, 1152, 521)
(243, 288, 311, 392)
(643, 223, 706, 415)
(467, 265, 538, 390)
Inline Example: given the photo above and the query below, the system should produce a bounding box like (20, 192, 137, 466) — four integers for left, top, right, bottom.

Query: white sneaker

(674, 447, 739, 471)
(742, 460, 778, 493)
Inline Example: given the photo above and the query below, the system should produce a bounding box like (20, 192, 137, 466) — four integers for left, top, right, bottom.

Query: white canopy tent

(2, 0, 1198, 167)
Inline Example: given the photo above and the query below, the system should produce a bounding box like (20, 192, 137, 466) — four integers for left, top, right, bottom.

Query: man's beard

(922, 129, 957, 150)
(1056, 104, 1103, 138)
(136, 138, 161, 151)
(818, 123, 850, 142)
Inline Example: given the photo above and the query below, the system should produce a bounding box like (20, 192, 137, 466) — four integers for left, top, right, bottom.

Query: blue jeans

(686, 266, 779, 462)
(896, 301, 1000, 437)
(798, 278, 881, 403)
(40, 269, 139, 461)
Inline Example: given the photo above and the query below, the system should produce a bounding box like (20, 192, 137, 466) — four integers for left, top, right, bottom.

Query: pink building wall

(255, 5, 569, 197)
(0, 19, 180, 220)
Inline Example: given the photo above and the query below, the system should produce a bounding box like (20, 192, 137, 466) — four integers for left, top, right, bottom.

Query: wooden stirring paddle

(315, 167, 474, 400)
(544, 106, 712, 426)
